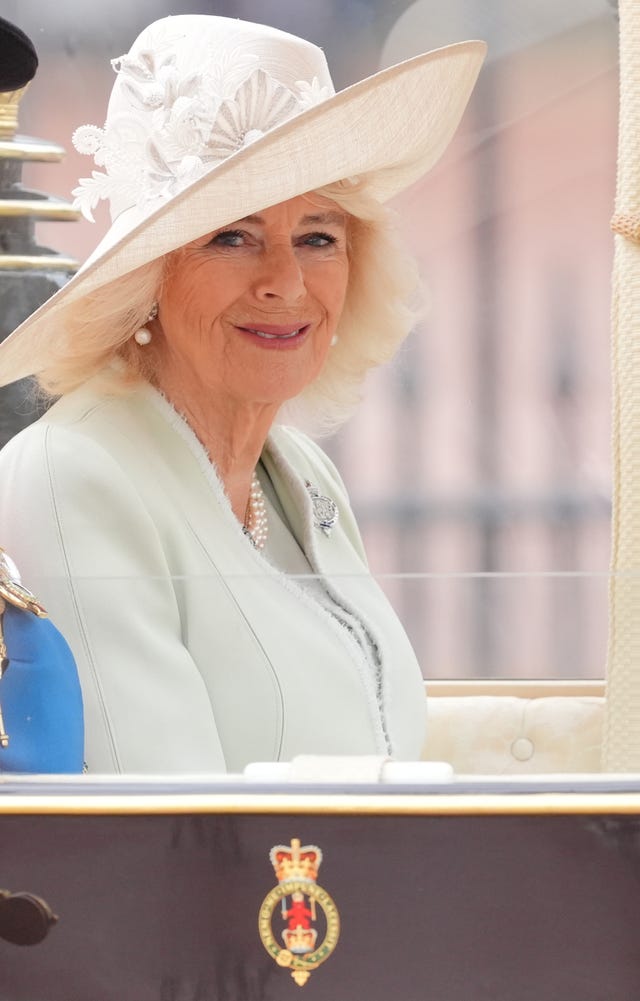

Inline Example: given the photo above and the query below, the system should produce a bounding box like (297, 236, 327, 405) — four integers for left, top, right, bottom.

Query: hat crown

(71, 16, 334, 223)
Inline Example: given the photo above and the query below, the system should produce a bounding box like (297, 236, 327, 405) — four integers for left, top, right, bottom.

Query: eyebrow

(239, 211, 347, 228)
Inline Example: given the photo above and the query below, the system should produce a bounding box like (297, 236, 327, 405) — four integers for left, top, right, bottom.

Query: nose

(252, 244, 306, 303)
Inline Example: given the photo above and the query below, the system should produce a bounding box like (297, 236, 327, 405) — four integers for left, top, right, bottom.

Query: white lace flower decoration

(206, 70, 299, 161)
(71, 49, 333, 223)
(296, 77, 333, 112)
(207, 48, 260, 99)
(72, 125, 106, 159)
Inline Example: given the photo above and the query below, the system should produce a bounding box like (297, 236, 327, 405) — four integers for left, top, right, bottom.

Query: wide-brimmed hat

(0, 14, 485, 388)
(0, 16, 38, 91)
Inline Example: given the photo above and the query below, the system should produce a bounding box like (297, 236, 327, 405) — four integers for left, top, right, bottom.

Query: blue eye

(210, 229, 245, 246)
(303, 232, 338, 247)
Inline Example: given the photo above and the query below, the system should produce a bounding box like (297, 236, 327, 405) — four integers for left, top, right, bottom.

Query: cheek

(334, 282, 350, 325)
(316, 264, 349, 319)
(163, 276, 226, 334)
(334, 275, 349, 314)
(162, 255, 234, 319)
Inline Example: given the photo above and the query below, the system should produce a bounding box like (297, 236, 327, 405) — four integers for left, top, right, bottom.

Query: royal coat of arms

(258, 838, 340, 987)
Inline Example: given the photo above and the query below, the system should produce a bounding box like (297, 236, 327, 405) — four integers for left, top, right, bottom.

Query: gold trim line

(0, 139, 65, 162)
(0, 791, 638, 816)
(427, 679, 606, 699)
(0, 200, 79, 221)
(0, 86, 29, 139)
(0, 255, 79, 272)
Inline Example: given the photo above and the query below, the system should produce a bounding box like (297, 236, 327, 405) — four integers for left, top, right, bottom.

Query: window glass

(8, 0, 618, 679)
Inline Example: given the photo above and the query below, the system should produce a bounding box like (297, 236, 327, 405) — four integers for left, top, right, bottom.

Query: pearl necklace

(243, 471, 268, 550)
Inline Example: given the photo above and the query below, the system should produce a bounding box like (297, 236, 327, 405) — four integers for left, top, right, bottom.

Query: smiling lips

(236, 323, 311, 347)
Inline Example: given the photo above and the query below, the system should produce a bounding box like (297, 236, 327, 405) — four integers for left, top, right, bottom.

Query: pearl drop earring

(134, 302, 158, 346)
(330, 334, 339, 347)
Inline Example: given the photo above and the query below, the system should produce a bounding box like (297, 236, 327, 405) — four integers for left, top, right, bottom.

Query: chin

(241, 367, 323, 408)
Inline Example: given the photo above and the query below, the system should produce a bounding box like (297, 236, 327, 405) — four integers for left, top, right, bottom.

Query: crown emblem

(269, 840, 322, 883)
(259, 838, 339, 988)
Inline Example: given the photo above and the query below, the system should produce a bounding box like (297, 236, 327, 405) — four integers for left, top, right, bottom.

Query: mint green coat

(0, 379, 425, 773)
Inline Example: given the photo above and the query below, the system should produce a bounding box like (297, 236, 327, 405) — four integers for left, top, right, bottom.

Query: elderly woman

(0, 15, 484, 773)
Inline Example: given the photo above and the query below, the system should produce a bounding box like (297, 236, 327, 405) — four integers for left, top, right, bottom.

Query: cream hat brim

(0, 39, 486, 388)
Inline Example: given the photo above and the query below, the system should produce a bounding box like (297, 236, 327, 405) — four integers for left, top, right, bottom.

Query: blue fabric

(0, 605, 84, 773)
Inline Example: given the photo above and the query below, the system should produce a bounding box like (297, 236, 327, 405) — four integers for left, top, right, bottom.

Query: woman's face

(154, 193, 349, 411)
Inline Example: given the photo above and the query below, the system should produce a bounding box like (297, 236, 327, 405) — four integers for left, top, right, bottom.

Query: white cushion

(421, 695, 604, 773)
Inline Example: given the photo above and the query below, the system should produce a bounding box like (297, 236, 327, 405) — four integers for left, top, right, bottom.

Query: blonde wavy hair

(38, 179, 421, 433)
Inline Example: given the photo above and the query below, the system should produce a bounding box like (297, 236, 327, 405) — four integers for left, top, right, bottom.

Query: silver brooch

(305, 481, 339, 536)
